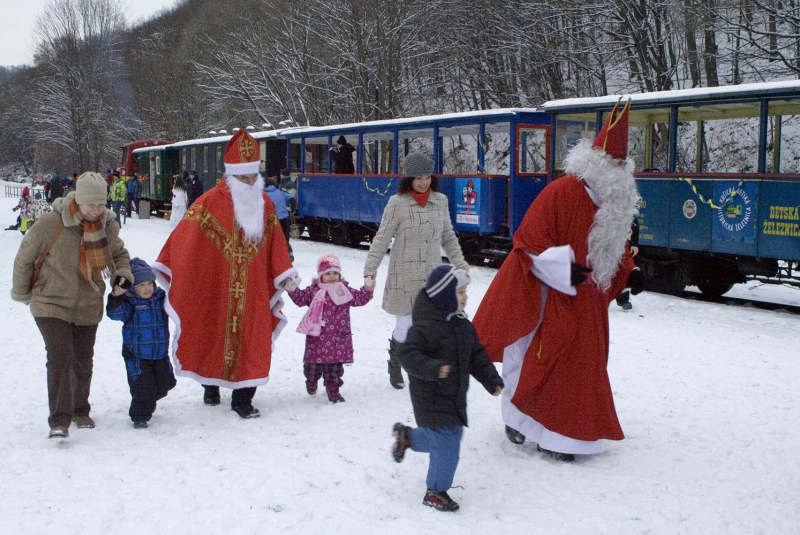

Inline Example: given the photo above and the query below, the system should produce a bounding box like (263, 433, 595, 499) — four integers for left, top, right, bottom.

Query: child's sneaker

(73, 415, 95, 429)
(306, 380, 317, 395)
(48, 426, 69, 439)
(133, 420, 148, 429)
(392, 422, 412, 462)
(423, 488, 460, 512)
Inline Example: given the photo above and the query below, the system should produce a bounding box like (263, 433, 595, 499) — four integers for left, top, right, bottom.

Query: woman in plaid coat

(363, 153, 467, 390)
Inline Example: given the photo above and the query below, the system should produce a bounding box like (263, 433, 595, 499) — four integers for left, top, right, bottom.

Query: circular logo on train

(716, 186, 752, 232)
(682, 199, 697, 219)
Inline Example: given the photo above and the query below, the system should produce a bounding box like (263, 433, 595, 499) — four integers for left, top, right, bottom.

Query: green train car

(132, 145, 179, 214)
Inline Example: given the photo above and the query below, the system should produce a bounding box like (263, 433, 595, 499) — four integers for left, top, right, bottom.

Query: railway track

(679, 289, 800, 314)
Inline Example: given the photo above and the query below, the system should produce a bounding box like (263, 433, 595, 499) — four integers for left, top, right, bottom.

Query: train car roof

(135, 108, 545, 152)
(540, 79, 800, 124)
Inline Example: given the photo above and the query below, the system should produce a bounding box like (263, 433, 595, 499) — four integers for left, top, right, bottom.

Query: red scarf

(69, 198, 115, 290)
(410, 189, 431, 207)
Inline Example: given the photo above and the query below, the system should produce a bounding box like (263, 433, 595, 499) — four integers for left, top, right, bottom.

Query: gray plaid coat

(364, 192, 467, 315)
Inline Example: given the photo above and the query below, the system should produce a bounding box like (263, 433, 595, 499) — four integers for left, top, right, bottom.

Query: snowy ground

(1, 192, 798, 535)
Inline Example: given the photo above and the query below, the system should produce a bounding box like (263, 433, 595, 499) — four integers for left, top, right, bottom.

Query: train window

(203, 146, 208, 175)
(190, 148, 197, 172)
(216, 145, 223, 174)
(769, 100, 800, 174)
(518, 127, 548, 174)
(362, 135, 394, 174)
(676, 116, 759, 174)
(554, 122, 589, 171)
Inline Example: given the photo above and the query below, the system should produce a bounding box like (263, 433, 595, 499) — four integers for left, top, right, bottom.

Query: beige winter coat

(364, 191, 467, 315)
(11, 192, 133, 326)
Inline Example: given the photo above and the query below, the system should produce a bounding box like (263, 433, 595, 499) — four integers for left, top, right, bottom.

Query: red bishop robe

(473, 175, 634, 443)
(153, 180, 295, 388)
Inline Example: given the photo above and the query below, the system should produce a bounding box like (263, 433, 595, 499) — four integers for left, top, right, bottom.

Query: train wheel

(696, 281, 734, 299)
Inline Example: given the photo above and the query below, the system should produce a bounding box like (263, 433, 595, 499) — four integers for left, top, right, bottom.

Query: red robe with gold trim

(473, 175, 634, 442)
(153, 180, 295, 388)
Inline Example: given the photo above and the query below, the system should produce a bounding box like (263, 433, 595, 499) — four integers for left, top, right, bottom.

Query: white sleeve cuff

(526, 245, 576, 296)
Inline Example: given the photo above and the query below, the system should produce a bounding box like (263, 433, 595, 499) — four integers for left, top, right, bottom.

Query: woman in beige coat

(11, 172, 133, 439)
(363, 153, 468, 389)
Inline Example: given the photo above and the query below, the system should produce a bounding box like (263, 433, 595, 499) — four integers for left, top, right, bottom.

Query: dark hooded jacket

(399, 290, 503, 428)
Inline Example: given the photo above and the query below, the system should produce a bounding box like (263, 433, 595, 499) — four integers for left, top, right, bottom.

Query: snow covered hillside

(1, 194, 798, 535)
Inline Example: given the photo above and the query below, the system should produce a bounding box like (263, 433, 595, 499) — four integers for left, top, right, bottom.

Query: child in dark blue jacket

(107, 258, 176, 428)
(392, 265, 504, 512)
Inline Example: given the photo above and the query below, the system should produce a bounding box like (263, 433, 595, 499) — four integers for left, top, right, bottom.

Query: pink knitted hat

(317, 253, 342, 277)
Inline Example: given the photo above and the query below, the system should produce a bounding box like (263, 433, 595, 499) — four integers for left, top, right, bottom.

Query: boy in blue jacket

(392, 265, 504, 512)
(107, 258, 176, 428)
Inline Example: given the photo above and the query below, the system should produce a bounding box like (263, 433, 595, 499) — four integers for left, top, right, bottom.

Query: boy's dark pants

(35, 317, 97, 429)
(411, 426, 464, 492)
(126, 358, 176, 422)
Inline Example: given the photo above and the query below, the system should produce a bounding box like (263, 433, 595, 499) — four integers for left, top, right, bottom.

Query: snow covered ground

(1, 193, 798, 535)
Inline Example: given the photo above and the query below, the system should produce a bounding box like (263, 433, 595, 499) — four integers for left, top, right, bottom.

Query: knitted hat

(336, 135, 347, 145)
(22, 187, 30, 197)
(425, 264, 470, 315)
(75, 172, 108, 205)
(404, 152, 434, 178)
(130, 258, 156, 286)
(317, 253, 341, 277)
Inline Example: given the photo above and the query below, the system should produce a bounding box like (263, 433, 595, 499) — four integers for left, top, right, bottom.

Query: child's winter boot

(392, 422, 412, 462)
(326, 385, 345, 403)
(423, 489, 460, 512)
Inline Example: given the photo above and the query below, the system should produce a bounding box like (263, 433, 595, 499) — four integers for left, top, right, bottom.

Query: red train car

(119, 139, 171, 176)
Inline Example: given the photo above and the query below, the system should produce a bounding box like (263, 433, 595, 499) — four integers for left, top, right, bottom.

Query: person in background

(329, 135, 356, 174)
(11, 172, 133, 439)
(363, 152, 468, 390)
(108, 171, 126, 225)
(264, 176, 295, 261)
(106, 258, 176, 429)
(392, 265, 503, 512)
(48, 175, 64, 203)
(187, 170, 204, 207)
(615, 216, 640, 310)
(286, 254, 373, 403)
(170, 173, 188, 226)
(125, 176, 141, 217)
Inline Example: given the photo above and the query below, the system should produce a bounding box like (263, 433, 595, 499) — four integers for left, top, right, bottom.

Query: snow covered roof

(541, 80, 800, 112)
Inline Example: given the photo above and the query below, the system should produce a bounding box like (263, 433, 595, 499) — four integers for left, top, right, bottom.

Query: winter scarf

(69, 198, 116, 290)
(410, 189, 431, 207)
(296, 281, 354, 337)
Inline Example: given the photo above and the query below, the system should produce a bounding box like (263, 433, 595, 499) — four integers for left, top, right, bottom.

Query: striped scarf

(69, 198, 116, 290)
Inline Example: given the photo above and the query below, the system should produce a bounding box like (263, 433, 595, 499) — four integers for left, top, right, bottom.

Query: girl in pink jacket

(287, 254, 373, 403)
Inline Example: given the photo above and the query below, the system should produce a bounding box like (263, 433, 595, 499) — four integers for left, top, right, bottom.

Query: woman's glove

(364, 275, 376, 290)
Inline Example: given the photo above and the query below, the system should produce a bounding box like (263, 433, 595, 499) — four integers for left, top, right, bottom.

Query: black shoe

(621, 302, 632, 311)
(505, 425, 526, 445)
(423, 489, 460, 512)
(392, 422, 412, 462)
(232, 405, 260, 419)
(133, 420, 148, 429)
(203, 385, 220, 406)
(537, 445, 575, 462)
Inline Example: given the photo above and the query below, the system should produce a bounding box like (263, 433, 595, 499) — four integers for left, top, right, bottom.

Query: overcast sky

(0, 0, 180, 67)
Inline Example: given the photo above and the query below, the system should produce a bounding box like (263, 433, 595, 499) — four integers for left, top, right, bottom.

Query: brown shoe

(73, 416, 96, 429)
(48, 426, 69, 439)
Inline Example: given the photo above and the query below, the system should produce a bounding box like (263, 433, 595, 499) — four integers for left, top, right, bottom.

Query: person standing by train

(11, 172, 133, 438)
(615, 216, 640, 310)
(473, 99, 644, 462)
(329, 136, 356, 174)
(264, 176, 295, 261)
(170, 173, 189, 226)
(108, 171, 126, 225)
(187, 170, 204, 207)
(363, 152, 468, 389)
(125, 175, 141, 217)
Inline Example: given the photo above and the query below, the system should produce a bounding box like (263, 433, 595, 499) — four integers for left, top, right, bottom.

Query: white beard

(225, 174, 265, 243)
(564, 139, 640, 291)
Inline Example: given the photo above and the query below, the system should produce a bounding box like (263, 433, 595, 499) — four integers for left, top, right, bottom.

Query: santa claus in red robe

(473, 99, 644, 460)
(153, 129, 298, 419)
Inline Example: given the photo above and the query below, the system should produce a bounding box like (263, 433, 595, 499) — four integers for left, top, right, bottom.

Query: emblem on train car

(716, 186, 752, 232)
(682, 199, 697, 219)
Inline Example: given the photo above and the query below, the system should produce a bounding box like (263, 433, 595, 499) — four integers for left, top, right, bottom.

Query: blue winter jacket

(265, 185, 293, 220)
(106, 287, 170, 361)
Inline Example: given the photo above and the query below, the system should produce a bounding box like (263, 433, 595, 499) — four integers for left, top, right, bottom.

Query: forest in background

(1, 0, 799, 176)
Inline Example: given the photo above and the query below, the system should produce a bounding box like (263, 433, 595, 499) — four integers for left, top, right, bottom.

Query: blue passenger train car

(541, 80, 800, 295)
